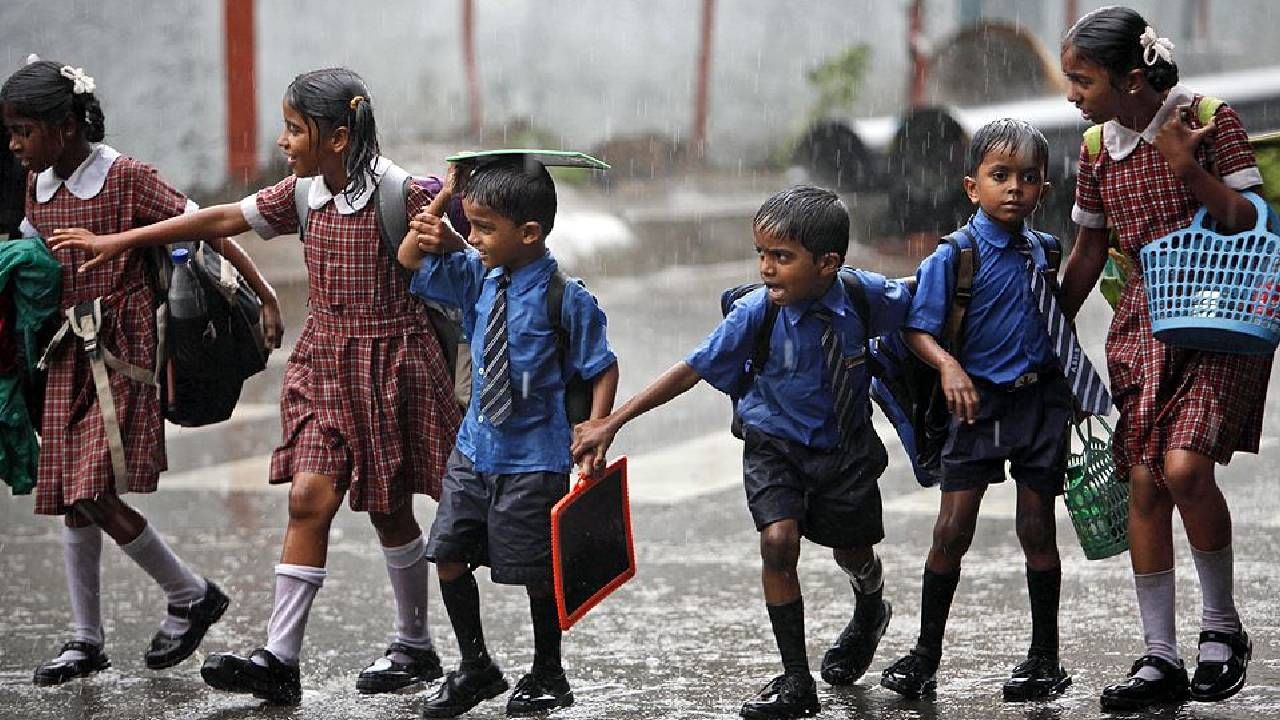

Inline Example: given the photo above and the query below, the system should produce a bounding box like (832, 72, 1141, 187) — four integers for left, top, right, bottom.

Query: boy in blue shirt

(573, 186, 912, 720)
(879, 119, 1102, 702)
(400, 158, 619, 717)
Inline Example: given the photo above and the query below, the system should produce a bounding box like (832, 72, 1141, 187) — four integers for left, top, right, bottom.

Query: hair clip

(349, 95, 365, 110)
(26, 53, 40, 65)
(1139, 26, 1174, 66)
(59, 65, 96, 95)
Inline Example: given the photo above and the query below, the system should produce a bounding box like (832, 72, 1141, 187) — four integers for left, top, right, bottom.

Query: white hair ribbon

(25, 53, 40, 65)
(1139, 26, 1174, 66)
(59, 65, 95, 95)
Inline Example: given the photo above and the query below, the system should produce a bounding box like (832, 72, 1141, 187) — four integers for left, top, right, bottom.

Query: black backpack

(158, 242, 269, 427)
(719, 268, 872, 438)
(294, 167, 594, 424)
(869, 227, 1061, 486)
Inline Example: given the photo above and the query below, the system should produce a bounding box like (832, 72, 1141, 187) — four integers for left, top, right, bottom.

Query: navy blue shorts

(425, 449, 569, 586)
(741, 425, 887, 549)
(940, 373, 1072, 496)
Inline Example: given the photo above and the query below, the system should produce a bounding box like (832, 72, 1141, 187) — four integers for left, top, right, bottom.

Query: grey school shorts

(425, 448, 569, 586)
(741, 424, 887, 549)
(940, 372, 1073, 496)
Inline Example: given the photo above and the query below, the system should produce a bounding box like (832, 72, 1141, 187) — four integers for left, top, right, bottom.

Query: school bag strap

(546, 267, 594, 424)
(941, 227, 979, 352)
(1082, 95, 1223, 161)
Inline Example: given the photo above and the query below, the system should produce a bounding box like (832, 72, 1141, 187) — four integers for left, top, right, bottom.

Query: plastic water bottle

(169, 247, 206, 319)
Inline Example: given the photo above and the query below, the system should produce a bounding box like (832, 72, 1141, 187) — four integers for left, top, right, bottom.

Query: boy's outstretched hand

(49, 228, 130, 273)
(572, 417, 618, 473)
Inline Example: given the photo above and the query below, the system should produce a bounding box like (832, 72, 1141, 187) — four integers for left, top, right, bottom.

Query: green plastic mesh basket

(1064, 417, 1129, 560)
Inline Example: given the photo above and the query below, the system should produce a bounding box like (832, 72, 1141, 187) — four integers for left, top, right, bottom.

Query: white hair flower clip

(26, 53, 40, 65)
(59, 65, 95, 95)
(1139, 26, 1174, 66)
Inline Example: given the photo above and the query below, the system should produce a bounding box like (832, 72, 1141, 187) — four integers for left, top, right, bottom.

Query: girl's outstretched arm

(48, 203, 251, 273)
(571, 361, 700, 471)
(1059, 225, 1109, 319)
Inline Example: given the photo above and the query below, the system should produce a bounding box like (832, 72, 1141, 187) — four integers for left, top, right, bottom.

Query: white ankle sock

(119, 524, 207, 636)
(259, 564, 327, 667)
(58, 525, 104, 663)
(1191, 544, 1240, 664)
(1134, 569, 1178, 681)
(383, 536, 432, 664)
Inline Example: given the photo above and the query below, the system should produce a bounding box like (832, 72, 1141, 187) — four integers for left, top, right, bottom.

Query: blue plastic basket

(1140, 192, 1280, 354)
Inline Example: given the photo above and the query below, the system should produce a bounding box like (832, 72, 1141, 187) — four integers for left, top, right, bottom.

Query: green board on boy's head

(445, 149, 611, 171)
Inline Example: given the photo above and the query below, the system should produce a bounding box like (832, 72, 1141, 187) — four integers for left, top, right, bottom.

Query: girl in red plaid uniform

(55, 67, 462, 706)
(1058, 7, 1266, 712)
(2, 59, 282, 686)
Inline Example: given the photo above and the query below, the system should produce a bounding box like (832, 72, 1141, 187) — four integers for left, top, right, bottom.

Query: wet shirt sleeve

(239, 175, 299, 240)
(1210, 103, 1263, 190)
(1072, 142, 1106, 229)
(685, 289, 763, 396)
(860, 270, 914, 338)
(410, 248, 485, 338)
(561, 282, 617, 381)
(904, 242, 954, 338)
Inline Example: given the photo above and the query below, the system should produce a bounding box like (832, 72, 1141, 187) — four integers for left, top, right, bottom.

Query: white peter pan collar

(35, 143, 121, 202)
(1102, 85, 1195, 161)
(307, 155, 392, 215)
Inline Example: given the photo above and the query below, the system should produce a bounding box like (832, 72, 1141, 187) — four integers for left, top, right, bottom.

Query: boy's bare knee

(931, 518, 974, 560)
(1015, 515, 1056, 556)
(759, 521, 800, 572)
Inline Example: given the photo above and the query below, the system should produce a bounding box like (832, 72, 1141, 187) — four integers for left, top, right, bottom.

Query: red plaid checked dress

(27, 155, 184, 515)
(244, 172, 461, 511)
(1074, 96, 1271, 483)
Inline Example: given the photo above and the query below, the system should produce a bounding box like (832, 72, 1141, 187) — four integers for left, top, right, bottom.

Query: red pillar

(1065, 0, 1079, 29)
(691, 0, 715, 160)
(462, 0, 482, 138)
(907, 0, 927, 109)
(224, 0, 256, 185)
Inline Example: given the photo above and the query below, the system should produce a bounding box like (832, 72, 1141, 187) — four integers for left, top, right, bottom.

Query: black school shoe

(740, 672, 820, 720)
(357, 642, 443, 694)
(33, 641, 111, 686)
(421, 660, 509, 718)
(879, 652, 938, 699)
(1002, 654, 1072, 701)
(144, 580, 230, 669)
(1191, 629, 1252, 702)
(821, 600, 892, 685)
(1099, 655, 1189, 713)
(201, 648, 302, 706)
(505, 670, 575, 716)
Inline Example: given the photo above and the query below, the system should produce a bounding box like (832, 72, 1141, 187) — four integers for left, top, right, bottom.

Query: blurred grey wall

(3, 0, 1278, 193)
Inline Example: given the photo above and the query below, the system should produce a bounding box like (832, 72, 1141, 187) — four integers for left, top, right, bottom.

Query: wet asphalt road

(2, 250, 1279, 720)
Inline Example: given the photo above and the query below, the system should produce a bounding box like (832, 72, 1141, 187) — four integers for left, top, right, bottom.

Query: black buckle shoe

(879, 652, 937, 699)
(1191, 629, 1251, 702)
(740, 672, 820, 720)
(1099, 654, 1189, 713)
(33, 641, 111, 686)
(357, 642, 444, 694)
(201, 648, 302, 706)
(144, 580, 230, 669)
(821, 600, 892, 686)
(1002, 654, 1072, 701)
(421, 661, 509, 718)
(505, 670, 574, 716)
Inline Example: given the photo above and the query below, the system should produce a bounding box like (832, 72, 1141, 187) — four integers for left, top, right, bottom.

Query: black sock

(912, 569, 961, 668)
(1026, 565, 1061, 661)
(440, 573, 489, 667)
(528, 593, 563, 677)
(767, 599, 808, 676)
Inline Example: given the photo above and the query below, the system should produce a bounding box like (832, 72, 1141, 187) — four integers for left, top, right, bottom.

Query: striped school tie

(478, 274, 514, 426)
(813, 308, 856, 443)
(1017, 236, 1112, 416)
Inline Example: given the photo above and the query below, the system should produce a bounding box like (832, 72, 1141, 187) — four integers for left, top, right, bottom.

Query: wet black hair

(965, 118, 1049, 175)
(753, 185, 849, 259)
(284, 68, 379, 203)
(0, 60, 105, 142)
(1064, 5, 1179, 93)
(464, 159, 557, 237)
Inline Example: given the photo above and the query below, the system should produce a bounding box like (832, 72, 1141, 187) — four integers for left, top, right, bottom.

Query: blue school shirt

(904, 209, 1057, 386)
(410, 249, 616, 474)
(687, 269, 912, 450)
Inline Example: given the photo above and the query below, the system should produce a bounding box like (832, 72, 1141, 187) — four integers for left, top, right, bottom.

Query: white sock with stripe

(259, 564, 327, 667)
